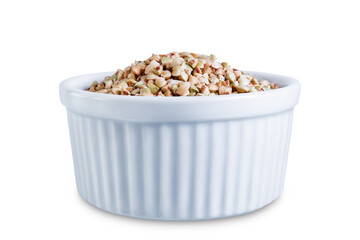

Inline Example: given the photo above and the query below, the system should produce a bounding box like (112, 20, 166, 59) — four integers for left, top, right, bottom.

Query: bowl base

(77, 191, 282, 221)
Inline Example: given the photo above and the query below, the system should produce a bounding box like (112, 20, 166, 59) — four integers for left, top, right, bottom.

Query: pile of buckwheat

(88, 52, 278, 96)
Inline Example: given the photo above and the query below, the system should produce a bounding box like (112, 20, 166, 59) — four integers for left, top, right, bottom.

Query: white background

(1, 0, 359, 239)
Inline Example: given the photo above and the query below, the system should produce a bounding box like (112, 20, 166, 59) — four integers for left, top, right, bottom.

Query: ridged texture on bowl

(67, 110, 294, 220)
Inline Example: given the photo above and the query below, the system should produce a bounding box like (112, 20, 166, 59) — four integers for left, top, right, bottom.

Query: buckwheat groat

(87, 52, 278, 96)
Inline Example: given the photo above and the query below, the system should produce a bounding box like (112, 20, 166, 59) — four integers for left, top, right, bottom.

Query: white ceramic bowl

(59, 71, 300, 220)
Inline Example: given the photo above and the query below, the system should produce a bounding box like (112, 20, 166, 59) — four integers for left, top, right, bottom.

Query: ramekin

(59, 71, 300, 220)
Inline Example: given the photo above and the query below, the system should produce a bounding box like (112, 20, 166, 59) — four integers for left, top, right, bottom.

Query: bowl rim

(59, 71, 301, 122)
(60, 70, 300, 102)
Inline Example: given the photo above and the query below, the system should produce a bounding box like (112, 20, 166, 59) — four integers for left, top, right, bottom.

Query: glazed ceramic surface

(60, 71, 300, 220)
